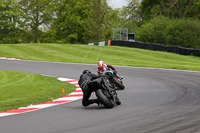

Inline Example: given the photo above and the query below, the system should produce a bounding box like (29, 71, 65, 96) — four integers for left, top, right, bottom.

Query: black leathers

(78, 73, 100, 88)
(78, 72, 112, 107)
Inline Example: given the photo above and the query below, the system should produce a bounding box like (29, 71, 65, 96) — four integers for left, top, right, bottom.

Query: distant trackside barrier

(88, 40, 200, 57)
(88, 40, 111, 46)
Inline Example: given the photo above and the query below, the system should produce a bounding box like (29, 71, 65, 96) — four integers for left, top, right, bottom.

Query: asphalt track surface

(0, 59, 200, 133)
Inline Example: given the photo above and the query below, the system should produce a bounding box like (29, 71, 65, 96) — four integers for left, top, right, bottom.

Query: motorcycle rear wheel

(95, 89, 114, 109)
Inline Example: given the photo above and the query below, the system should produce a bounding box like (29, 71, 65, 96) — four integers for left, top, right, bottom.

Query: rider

(97, 60, 120, 78)
(78, 70, 120, 107)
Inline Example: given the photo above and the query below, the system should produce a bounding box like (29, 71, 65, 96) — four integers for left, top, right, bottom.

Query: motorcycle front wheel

(111, 77, 125, 90)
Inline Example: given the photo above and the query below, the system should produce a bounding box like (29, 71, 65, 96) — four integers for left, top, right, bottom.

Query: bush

(136, 16, 200, 49)
(166, 19, 200, 49)
(1, 37, 19, 44)
(39, 30, 56, 43)
(136, 16, 169, 44)
(0, 30, 21, 44)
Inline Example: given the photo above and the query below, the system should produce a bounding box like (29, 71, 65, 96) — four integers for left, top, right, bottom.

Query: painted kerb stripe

(0, 78, 82, 118)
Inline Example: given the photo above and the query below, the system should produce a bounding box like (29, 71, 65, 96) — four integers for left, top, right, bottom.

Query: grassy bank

(0, 43, 199, 71)
(0, 70, 75, 111)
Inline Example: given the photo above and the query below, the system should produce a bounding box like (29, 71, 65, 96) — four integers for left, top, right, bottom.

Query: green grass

(0, 43, 200, 71)
(0, 70, 75, 111)
(0, 43, 199, 111)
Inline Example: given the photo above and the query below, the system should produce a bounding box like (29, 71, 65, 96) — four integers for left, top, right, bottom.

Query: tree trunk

(34, 0, 39, 43)
(97, 0, 101, 41)
(167, 0, 178, 16)
(182, 0, 194, 18)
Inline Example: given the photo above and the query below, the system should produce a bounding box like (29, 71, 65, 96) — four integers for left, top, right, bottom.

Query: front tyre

(111, 77, 125, 90)
(95, 89, 114, 109)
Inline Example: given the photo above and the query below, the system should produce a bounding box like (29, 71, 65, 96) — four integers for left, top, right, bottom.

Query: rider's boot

(115, 96, 121, 105)
(92, 99, 101, 105)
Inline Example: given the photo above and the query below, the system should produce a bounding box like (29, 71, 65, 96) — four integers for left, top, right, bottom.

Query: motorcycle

(102, 70, 125, 90)
(95, 77, 121, 109)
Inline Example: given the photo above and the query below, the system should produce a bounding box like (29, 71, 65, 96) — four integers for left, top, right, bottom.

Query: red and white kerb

(0, 57, 21, 60)
(0, 78, 83, 118)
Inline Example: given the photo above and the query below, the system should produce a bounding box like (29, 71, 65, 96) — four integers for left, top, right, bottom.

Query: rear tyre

(95, 89, 114, 109)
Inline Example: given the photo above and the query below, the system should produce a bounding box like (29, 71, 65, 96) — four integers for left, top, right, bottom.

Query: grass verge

(0, 70, 75, 111)
(0, 43, 199, 71)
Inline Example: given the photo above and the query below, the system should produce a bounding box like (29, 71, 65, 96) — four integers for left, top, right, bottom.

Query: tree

(120, 0, 141, 33)
(123, 0, 142, 22)
(140, 0, 159, 20)
(84, 0, 112, 42)
(166, 19, 200, 48)
(108, 9, 122, 28)
(186, 0, 200, 19)
(52, 0, 90, 43)
(140, 0, 200, 20)
(136, 16, 200, 48)
(0, 0, 22, 43)
(17, 0, 54, 43)
(136, 16, 169, 44)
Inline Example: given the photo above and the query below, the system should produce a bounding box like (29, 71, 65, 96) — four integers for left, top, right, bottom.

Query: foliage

(0, 0, 22, 44)
(120, 0, 141, 33)
(187, 0, 200, 19)
(140, 0, 160, 20)
(17, 0, 54, 43)
(140, 0, 200, 20)
(136, 16, 200, 49)
(0, 0, 200, 49)
(136, 16, 169, 44)
(166, 19, 200, 48)
(107, 0, 141, 35)
(136, 0, 200, 48)
(52, 0, 90, 44)
(84, 0, 112, 43)
(39, 29, 56, 43)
